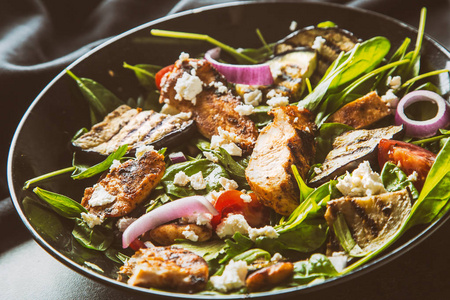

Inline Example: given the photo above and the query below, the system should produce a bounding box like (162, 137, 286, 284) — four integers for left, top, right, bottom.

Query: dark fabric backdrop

(1, 0, 449, 198)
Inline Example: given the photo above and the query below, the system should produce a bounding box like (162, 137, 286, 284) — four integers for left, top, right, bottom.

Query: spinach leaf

(72, 218, 114, 251)
(232, 248, 271, 264)
(173, 239, 226, 262)
(33, 187, 87, 219)
(161, 158, 230, 198)
(315, 123, 353, 163)
(380, 162, 419, 200)
(66, 70, 123, 124)
(219, 232, 253, 264)
(291, 165, 314, 203)
(71, 144, 128, 179)
(249, 105, 272, 129)
(123, 62, 160, 90)
(290, 254, 338, 285)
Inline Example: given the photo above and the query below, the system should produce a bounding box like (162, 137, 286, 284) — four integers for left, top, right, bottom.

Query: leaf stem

(24, 166, 76, 189)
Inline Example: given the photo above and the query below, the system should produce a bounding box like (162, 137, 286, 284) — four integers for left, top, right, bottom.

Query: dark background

(1, 0, 449, 299)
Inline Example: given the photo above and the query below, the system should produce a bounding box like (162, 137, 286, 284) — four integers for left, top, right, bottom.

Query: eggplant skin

(309, 125, 404, 187)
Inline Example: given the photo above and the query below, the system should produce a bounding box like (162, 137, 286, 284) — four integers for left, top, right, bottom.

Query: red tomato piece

(378, 139, 436, 190)
(128, 238, 146, 251)
(155, 64, 174, 90)
(211, 190, 270, 229)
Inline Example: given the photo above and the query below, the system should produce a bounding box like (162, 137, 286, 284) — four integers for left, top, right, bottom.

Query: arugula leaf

(33, 187, 87, 219)
(380, 162, 419, 200)
(72, 218, 114, 251)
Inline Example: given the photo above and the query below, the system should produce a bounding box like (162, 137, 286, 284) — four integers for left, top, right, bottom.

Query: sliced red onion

(204, 47, 274, 85)
(122, 196, 218, 248)
(395, 90, 450, 138)
(168, 151, 187, 164)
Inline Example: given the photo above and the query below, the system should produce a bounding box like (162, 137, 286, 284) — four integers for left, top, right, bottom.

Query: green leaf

(173, 240, 226, 262)
(71, 144, 128, 179)
(123, 62, 160, 90)
(72, 218, 114, 251)
(249, 105, 272, 129)
(290, 254, 338, 285)
(232, 248, 271, 264)
(33, 187, 87, 219)
(219, 232, 253, 264)
(314, 122, 353, 163)
(380, 162, 419, 200)
(291, 165, 314, 203)
(317, 21, 336, 28)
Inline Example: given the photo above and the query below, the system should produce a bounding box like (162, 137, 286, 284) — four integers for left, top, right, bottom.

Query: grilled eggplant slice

(236, 48, 317, 102)
(274, 26, 359, 83)
(325, 189, 412, 255)
(309, 125, 404, 187)
(72, 105, 195, 156)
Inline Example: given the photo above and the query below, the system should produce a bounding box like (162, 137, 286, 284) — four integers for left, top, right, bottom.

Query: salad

(24, 7, 450, 295)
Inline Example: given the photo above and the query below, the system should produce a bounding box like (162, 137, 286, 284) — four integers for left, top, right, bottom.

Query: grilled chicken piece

(246, 106, 316, 215)
(325, 189, 412, 254)
(159, 58, 258, 154)
(246, 262, 294, 292)
(74, 108, 193, 156)
(73, 105, 139, 149)
(309, 125, 404, 187)
(327, 92, 391, 129)
(81, 150, 165, 218)
(119, 247, 209, 293)
(149, 223, 212, 246)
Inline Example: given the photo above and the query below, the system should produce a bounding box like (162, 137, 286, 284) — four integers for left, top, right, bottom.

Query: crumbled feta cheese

(269, 62, 283, 78)
(210, 260, 248, 292)
(182, 212, 213, 228)
(174, 111, 192, 120)
(219, 177, 239, 190)
(271, 253, 283, 262)
(243, 89, 263, 107)
(336, 161, 387, 197)
(248, 225, 279, 241)
(209, 81, 228, 94)
(190, 171, 207, 190)
(240, 193, 252, 203)
(116, 217, 137, 232)
(381, 89, 399, 109)
(179, 52, 189, 60)
(174, 171, 190, 186)
(160, 103, 180, 115)
(267, 95, 289, 107)
(81, 212, 104, 228)
(135, 145, 155, 159)
(216, 214, 250, 238)
(387, 75, 402, 90)
(408, 171, 418, 182)
(234, 104, 254, 116)
(220, 143, 243, 157)
(289, 20, 298, 31)
(174, 72, 203, 104)
(182, 225, 199, 242)
(109, 159, 121, 171)
(144, 241, 155, 248)
(314, 167, 323, 174)
(189, 60, 198, 70)
(312, 36, 327, 51)
(203, 151, 218, 163)
(205, 190, 223, 203)
(210, 127, 243, 157)
(88, 184, 116, 207)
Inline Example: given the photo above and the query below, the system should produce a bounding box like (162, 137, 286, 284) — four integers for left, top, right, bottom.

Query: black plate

(7, 1, 450, 299)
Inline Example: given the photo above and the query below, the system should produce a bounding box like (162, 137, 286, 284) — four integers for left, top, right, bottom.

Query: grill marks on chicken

(159, 58, 258, 154)
(81, 150, 165, 218)
(118, 247, 209, 293)
(246, 106, 316, 215)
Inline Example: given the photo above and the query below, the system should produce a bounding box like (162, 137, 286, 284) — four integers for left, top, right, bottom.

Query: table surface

(3, 1, 450, 299)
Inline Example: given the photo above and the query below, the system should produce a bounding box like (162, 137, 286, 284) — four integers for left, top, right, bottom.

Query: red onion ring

(204, 47, 274, 85)
(395, 90, 450, 138)
(122, 195, 218, 248)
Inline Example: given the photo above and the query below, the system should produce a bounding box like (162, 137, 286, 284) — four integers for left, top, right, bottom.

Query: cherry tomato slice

(128, 238, 146, 251)
(211, 190, 270, 229)
(155, 64, 174, 90)
(378, 139, 436, 190)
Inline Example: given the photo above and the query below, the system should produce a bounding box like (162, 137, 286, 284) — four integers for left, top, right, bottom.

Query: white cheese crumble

(219, 177, 239, 190)
(267, 95, 289, 107)
(160, 103, 180, 115)
(205, 190, 223, 203)
(248, 225, 279, 241)
(109, 159, 121, 171)
(190, 171, 207, 190)
(174, 72, 203, 104)
(289, 20, 298, 31)
(174, 111, 192, 120)
(336, 161, 387, 197)
(269, 62, 284, 78)
(243, 89, 263, 107)
(381, 89, 399, 109)
(88, 184, 116, 207)
(312, 36, 327, 52)
(81, 212, 104, 228)
(240, 193, 252, 203)
(209, 81, 228, 94)
(215, 214, 250, 239)
(210, 260, 248, 292)
(234, 104, 254, 116)
(220, 143, 243, 157)
(271, 252, 283, 262)
(116, 217, 137, 232)
(174, 171, 190, 186)
(387, 75, 402, 90)
(182, 212, 213, 228)
(408, 171, 419, 182)
(182, 225, 199, 242)
(135, 145, 155, 159)
(179, 52, 189, 60)
(210, 127, 243, 157)
(203, 151, 218, 163)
